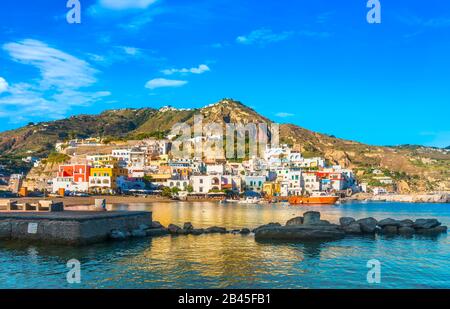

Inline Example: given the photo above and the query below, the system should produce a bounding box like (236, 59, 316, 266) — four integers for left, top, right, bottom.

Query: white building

(191, 175, 222, 193)
(165, 179, 190, 191)
(243, 175, 266, 192)
(303, 173, 321, 193)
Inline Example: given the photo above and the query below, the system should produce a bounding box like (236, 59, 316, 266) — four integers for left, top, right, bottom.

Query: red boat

(288, 192, 339, 205)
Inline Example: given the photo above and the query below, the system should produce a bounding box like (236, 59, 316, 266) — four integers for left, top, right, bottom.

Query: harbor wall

(0, 211, 152, 245)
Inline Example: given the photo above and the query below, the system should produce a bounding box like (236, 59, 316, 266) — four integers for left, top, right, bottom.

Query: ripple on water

(0, 201, 449, 288)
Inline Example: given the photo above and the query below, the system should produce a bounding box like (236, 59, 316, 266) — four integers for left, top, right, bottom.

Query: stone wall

(0, 212, 152, 245)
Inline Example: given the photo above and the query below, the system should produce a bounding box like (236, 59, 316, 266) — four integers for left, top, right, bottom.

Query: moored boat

(288, 192, 339, 205)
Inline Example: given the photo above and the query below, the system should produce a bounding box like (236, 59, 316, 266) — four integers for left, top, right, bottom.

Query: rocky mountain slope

(0, 99, 448, 192)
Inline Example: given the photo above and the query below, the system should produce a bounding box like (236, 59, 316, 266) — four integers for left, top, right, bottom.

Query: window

(199, 187, 203, 192)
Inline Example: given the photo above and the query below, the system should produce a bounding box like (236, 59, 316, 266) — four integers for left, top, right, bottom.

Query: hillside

(0, 98, 448, 192)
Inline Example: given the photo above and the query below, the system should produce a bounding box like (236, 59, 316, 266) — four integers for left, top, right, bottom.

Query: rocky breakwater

(109, 221, 251, 241)
(254, 211, 346, 242)
(255, 211, 448, 242)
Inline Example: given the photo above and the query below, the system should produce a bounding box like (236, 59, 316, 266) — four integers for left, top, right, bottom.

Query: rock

(318, 220, 331, 225)
(191, 228, 205, 235)
(303, 211, 321, 225)
(255, 225, 345, 241)
(168, 224, 181, 234)
(416, 226, 447, 235)
(339, 217, 356, 226)
(381, 226, 398, 235)
(240, 228, 251, 234)
(343, 222, 362, 234)
(231, 229, 241, 234)
(110, 229, 126, 240)
(146, 228, 169, 237)
(177, 229, 189, 235)
(399, 219, 414, 228)
(131, 229, 147, 238)
(252, 223, 281, 233)
(398, 227, 415, 235)
(378, 218, 401, 228)
(205, 226, 227, 234)
(151, 221, 164, 229)
(356, 217, 378, 234)
(183, 222, 194, 231)
(286, 217, 303, 226)
(413, 219, 441, 229)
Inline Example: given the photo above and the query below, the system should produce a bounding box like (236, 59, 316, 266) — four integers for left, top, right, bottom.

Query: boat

(288, 192, 339, 205)
(239, 197, 261, 204)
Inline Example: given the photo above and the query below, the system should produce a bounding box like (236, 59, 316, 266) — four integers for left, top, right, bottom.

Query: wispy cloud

(398, 15, 450, 28)
(275, 112, 295, 118)
(0, 77, 8, 93)
(145, 78, 188, 90)
(94, 0, 157, 11)
(237, 29, 294, 45)
(0, 39, 110, 121)
(236, 28, 329, 46)
(87, 45, 153, 66)
(162, 64, 210, 75)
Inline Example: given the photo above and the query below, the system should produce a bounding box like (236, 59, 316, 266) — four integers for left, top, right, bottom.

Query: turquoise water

(0, 201, 449, 289)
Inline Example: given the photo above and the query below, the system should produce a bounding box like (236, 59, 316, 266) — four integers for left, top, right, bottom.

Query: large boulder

(146, 228, 169, 237)
(286, 217, 303, 226)
(356, 217, 378, 234)
(240, 228, 251, 235)
(252, 223, 281, 233)
(151, 221, 165, 229)
(255, 225, 345, 242)
(339, 217, 356, 227)
(381, 226, 398, 235)
(399, 219, 414, 228)
(176, 229, 189, 235)
(415, 226, 447, 235)
(168, 224, 182, 234)
(303, 211, 321, 225)
(205, 226, 227, 234)
(183, 222, 194, 231)
(342, 222, 362, 234)
(191, 228, 205, 235)
(398, 226, 415, 235)
(378, 218, 401, 228)
(413, 219, 441, 229)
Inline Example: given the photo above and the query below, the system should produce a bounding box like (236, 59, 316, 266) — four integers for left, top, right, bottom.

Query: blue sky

(0, 0, 449, 147)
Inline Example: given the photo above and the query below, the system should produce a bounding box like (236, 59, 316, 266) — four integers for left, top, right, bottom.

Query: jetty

(0, 199, 152, 245)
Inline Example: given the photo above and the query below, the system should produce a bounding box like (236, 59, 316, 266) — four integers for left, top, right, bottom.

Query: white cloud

(275, 112, 295, 118)
(0, 39, 110, 121)
(162, 64, 210, 75)
(98, 0, 157, 10)
(120, 46, 141, 56)
(237, 29, 294, 45)
(3, 39, 97, 89)
(0, 77, 8, 93)
(145, 78, 188, 90)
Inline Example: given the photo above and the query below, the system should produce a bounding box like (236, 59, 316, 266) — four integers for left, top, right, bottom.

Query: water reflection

(0, 201, 449, 288)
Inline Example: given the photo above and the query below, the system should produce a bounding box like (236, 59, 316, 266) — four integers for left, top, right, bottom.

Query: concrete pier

(0, 211, 152, 245)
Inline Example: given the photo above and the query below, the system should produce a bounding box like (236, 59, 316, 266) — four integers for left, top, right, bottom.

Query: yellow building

(89, 166, 127, 192)
(262, 182, 281, 197)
